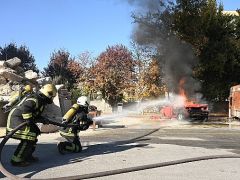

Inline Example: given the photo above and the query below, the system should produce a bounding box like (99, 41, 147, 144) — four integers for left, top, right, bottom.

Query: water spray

(92, 94, 186, 125)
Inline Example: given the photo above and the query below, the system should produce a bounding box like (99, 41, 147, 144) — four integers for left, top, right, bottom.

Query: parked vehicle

(229, 84, 240, 119)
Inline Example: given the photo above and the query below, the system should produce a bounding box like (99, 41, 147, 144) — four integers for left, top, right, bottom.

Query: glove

(79, 120, 90, 130)
(61, 120, 68, 129)
(81, 124, 89, 131)
(86, 115, 93, 125)
(39, 116, 50, 125)
(88, 119, 93, 125)
(42, 119, 50, 125)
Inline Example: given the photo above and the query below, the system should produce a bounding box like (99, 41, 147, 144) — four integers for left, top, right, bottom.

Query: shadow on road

(0, 136, 150, 179)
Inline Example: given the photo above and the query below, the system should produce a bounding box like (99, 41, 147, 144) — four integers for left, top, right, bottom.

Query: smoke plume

(128, 0, 202, 101)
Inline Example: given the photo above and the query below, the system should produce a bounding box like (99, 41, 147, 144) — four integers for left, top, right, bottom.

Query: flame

(178, 78, 187, 102)
(179, 79, 186, 98)
(178, 78, 194, 106)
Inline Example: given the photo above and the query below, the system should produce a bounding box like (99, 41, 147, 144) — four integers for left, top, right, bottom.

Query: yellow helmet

(39, 84, 57, 100)
(24, 85, 32, 92)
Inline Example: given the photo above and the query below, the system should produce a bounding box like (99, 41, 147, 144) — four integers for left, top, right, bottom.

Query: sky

(0, 0, 239, 71)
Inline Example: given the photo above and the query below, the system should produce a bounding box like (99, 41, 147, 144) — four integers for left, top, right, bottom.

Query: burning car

(174, 78, 209, 121)
(143, 78, 209, 121)
(176, 102, 209, 121)
(159, 102, 209, 121)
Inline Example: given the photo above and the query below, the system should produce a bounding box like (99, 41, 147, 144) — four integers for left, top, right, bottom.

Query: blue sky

(0, 0, 239, 71)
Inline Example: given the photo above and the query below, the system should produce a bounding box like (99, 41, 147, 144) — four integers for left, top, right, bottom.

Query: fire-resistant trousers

(11, 139, 37, 163)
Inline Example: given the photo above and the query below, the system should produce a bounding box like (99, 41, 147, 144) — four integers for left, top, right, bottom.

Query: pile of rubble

(0, 57, 38, 102)
(0, 57, 71, 133)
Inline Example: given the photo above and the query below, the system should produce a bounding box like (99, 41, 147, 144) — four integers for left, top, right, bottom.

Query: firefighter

(2, 84, 33, 113)
(58, 96, 93, 154)
(6, 84, 57, 167)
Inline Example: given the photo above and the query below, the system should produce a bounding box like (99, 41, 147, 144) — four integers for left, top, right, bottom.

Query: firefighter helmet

(24, 85, 32, 92)
(39, 84, 57, 100)
(77, 96, 90, 107)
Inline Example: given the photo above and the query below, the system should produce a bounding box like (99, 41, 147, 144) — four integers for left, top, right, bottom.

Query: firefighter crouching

(6, 84, 57, 167)
(58, 96, 93, 154)
(2, 84, 33, 113)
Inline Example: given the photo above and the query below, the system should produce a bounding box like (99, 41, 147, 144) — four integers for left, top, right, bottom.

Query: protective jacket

(59, 104, 91, 138)
(6, 93, 45, 141)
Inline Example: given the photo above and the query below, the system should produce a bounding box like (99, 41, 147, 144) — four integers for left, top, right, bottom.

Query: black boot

(27, 156, 39, 162)
(26, 140, 39, 162)
(11, 160, 31, 167)
(11, 140, 31, 167)
(57, 142, 66, 155)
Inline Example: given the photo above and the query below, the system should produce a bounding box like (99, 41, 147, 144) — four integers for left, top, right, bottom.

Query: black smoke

(128, 0, 202, 101)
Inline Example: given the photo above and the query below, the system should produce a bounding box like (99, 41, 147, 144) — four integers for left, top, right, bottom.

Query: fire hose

(1, 122, 240, 180)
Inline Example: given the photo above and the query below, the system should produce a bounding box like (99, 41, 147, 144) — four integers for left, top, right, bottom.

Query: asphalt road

(1, 117, 240, 180)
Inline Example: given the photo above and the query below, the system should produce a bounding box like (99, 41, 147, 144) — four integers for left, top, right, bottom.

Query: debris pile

(0, 57, 38, 102)
(0, 57, 65, 132)
(0, 57, 73, 132)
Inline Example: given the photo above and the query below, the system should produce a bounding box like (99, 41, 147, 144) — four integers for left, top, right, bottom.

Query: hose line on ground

(0, 121, 29, 180)
(47, 154, 240, 180)
(0, 120, 71, 180)
(0, 122, 240, 180)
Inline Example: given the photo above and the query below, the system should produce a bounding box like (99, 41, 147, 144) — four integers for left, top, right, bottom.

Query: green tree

(131, 0, 240, 102)
(193, 1, 240, 101)
(169, 0, 240, 101)
(0, 43, 39, 73)
(173, 0, 208, 55)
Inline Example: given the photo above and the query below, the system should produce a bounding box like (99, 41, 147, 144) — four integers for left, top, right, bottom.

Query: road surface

(0, 116, 240, 180)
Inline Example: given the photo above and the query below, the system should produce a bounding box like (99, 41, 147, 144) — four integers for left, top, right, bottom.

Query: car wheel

(177, 113, 184, 120)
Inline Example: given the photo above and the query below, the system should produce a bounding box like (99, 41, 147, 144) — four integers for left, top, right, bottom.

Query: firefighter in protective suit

(3, 84, 33, 113)
(6, 84, 57, 167)
(58, 96, 93, 154)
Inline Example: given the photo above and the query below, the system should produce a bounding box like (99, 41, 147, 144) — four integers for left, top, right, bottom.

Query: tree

(130, 42, 165, 100)
(77, 51, 96, 83)
(92, 45, 135, 108)
(131, 1, 200, 99)
(67, 59, 84, 80)
(131, 0, 240, 102)
(167, 0, 240, 101)
(173, 0, 208, 55)
(76, 51, 97, 99)
(0, 43, 39, 73)
(141, 58, 165, 98)
(43, 49, 83, 88)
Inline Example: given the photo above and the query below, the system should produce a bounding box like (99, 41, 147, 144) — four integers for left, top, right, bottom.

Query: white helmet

(77, 96, 90, 107)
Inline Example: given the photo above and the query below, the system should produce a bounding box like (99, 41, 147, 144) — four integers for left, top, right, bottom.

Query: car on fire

(176, 103, 209, 121)
(158, 101, 209, 121)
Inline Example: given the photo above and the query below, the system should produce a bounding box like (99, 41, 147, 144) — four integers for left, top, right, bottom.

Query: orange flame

(178, 78, 194, 106)
(178, 78, 187, 101)
(179, 78, 187, 99)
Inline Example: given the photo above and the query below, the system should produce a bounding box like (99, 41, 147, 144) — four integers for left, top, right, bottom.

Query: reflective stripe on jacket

(6, 94, 45, 141)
